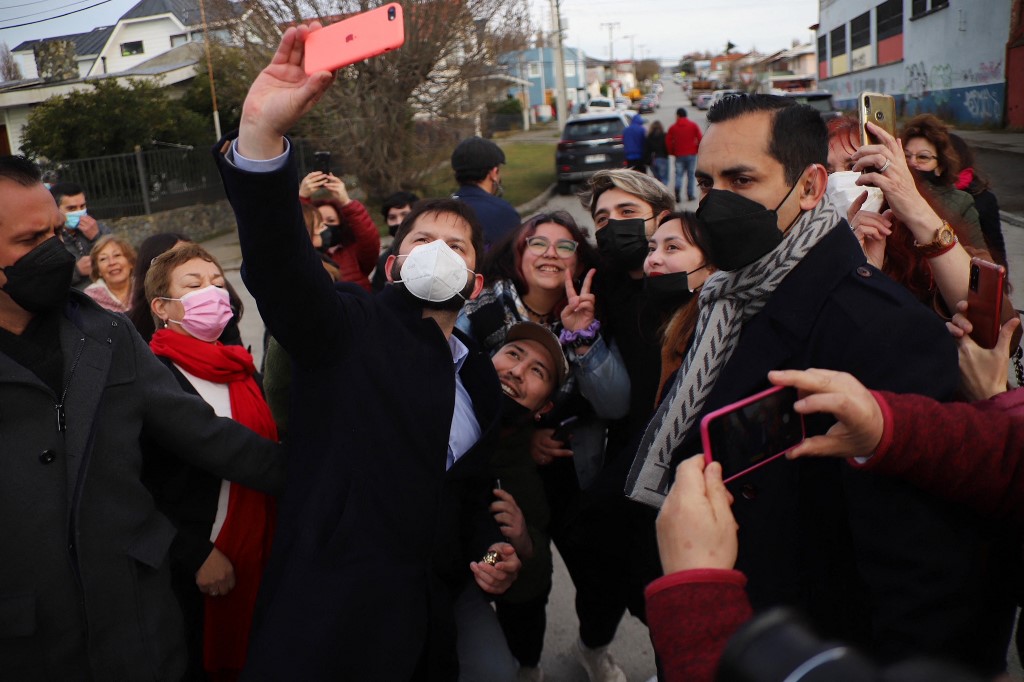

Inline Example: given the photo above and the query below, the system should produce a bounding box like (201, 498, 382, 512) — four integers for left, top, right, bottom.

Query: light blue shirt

(447, 334, 481, 470)
(231, 139, 482, 471)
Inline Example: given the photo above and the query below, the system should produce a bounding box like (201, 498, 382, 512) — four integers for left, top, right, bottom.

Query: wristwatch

(914, 220, 957, 258)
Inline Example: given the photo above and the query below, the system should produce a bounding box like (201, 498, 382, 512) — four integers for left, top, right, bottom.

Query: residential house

(754, 42, 817, 92)
(499, 46, 588, 114)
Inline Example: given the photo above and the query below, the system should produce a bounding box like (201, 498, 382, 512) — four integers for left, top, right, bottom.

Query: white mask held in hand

(827, 171, 884, 217)
(395, 240, 473, 303)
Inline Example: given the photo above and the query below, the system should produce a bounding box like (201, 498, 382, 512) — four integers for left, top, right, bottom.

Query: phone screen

(314, 151, 331, 175)
(702, 386, 804, 482)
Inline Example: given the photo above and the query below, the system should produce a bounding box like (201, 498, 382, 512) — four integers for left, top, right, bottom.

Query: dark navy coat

(215, 138, 503, 681)
(451, 184, 520, 249)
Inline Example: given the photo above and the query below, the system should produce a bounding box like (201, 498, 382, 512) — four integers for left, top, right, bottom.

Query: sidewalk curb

(1002, 211, 1024, 229)
(516, 183, 557, 217)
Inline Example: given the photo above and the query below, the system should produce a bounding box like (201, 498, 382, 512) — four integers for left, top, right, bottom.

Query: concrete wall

(817, 0, 1012, 126)
(106, 199, 236, 248)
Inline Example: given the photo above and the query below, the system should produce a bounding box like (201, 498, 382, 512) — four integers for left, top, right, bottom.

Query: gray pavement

(202, 83, 1023, 680)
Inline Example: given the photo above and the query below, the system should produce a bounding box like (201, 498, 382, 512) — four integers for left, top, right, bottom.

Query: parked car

(776, 90, 841, 121)
(614, 96, 631, 111)
(694, 93, 714, 110)
(556, 112, 634, 194)
(586, 97, 615, 113)
(637, 97, 656, 114)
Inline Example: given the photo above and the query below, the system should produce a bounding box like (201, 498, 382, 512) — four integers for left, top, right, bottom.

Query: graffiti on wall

(961, 60, 1003, 84)
(905, 61, 928, 99)
(962, 88, 1000, 120)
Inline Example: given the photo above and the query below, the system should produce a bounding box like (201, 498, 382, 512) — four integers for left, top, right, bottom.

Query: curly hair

(900, 114, 960, 186)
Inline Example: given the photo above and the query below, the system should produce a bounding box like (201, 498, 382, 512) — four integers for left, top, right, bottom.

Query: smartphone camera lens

(388, 6, 396, 20)
(875, 110, 884, 122)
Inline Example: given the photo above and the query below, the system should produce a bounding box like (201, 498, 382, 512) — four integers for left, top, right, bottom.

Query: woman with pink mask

(142, 242, 277, 681)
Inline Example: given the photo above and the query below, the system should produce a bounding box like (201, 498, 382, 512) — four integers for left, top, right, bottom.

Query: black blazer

(674, 224, 1016, 674)
(214, 137, 503, 681)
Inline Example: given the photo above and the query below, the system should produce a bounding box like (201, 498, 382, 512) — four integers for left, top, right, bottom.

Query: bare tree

(0, 42, 23, 82)
(220, 0, 531, 200)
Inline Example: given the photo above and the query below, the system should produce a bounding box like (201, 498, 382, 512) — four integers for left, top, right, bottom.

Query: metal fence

(50, 146, 225, 220)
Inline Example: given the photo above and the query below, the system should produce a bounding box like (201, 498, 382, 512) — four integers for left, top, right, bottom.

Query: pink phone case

(304, 3, 405, 76)
(700, 385, 805, 484)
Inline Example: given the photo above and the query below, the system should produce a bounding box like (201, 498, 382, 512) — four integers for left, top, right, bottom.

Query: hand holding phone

(965, 257, 1006, 350)
(314, 151, 331, 176)
(700, 386, 805, 483)
(858, 92, 896, 148)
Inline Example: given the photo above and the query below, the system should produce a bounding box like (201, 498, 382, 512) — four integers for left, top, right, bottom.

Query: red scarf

(150, 329, 277, 677)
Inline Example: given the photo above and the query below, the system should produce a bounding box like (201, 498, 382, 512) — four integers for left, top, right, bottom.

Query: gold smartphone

(858, 92, 896, 146)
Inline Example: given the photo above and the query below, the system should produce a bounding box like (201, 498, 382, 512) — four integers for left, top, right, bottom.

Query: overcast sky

(2, 0, 820, 62)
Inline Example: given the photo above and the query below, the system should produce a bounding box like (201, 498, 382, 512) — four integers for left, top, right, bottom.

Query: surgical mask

(696, 184, 799, 272)
(161, 285, 233, 342)
(826, 171, 884, 218)
(64, 210, 87, 230)
(1, 236, 75, 313)
(393, 239, 473, 303)
(596, 218, 650, 271)
(643, 265, 706, 303)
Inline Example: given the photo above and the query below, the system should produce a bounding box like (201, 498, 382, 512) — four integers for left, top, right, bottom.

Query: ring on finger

(878, 158, 892, 174)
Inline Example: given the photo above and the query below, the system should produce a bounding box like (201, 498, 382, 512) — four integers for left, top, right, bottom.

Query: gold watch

(914, 220, 957, 258)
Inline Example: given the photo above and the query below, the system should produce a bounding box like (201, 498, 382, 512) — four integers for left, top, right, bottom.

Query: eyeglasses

(904, 152, 938, 164)
(525, 236, 578, 258)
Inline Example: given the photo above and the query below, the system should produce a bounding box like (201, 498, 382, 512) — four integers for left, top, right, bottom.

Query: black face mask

(643, 265, 706, 303)
(597, 218, 650, 271)
(499, 394, 535, 427)
(320, 224, 344, 250)
(696, 184, 799, 272)
(2, 236, 75, 313)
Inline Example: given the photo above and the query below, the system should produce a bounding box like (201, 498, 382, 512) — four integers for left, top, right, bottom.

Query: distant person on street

(50, 181, 111, 288)
(372, 190, 419, 292)
(646, 120, 670, 186)
(665, 108, 702, 203)
(451, 136, 521, 249)
(623, 114, 648, 173)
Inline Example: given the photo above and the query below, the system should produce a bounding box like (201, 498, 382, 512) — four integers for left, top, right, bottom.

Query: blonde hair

(579, 169, 675, 219)
(88, 235, 137, 283)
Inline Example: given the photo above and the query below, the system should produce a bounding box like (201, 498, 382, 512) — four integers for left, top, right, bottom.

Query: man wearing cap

(451, 136, 521, 249)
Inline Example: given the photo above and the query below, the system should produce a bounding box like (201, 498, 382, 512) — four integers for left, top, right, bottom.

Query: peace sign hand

(560, 268, 596, 333)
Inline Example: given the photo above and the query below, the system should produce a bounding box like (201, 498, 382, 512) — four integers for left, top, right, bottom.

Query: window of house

(830, 26, 846, 58)
(565, 61, 576, 78)
(911, 0, 949, 18)
(851, 12, 870, 50)
(170, 33, 189, 48)
(191, 30, 205, 42)
(817, 33, 828, 79)
(876, 0, 904, 65)
(528, 62, 541, 78)
(120, 41, 144, 57)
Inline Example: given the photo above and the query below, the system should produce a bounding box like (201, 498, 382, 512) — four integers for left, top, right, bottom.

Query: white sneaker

(573, 639, 627, 682)
(517, 665, 544, 682)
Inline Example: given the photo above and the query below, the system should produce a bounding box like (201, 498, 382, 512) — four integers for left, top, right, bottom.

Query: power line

(0, 0, 111, 30)
(1, 0, 105, 23)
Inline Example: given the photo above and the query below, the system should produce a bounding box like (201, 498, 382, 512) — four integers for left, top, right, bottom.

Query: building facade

(500, 46, 588, 111)
(816, 0, 1015, 125)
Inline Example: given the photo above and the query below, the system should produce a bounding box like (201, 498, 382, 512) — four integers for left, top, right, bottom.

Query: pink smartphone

(700, 386, 805, 483)
(304, 3, 405, 76)
(965, 257, 1005, 350)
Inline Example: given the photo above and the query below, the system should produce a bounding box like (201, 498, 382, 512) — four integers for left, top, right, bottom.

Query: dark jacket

(0, 293, 284, 680)
(645, 129, 668, 165)
(452, 184, 520, 249)
(214, 138, 504, 681)
(671, 225, 1015, 673)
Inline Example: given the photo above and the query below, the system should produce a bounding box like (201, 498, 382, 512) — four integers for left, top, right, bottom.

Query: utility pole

(623, 34, 636, 64)
(550, 0, 568, 126)
(198, 0, 221, 141)
(600, 22, 620, 62)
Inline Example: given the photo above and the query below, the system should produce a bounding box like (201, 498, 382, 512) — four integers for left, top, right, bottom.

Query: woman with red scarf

(142, 242, 277, 681)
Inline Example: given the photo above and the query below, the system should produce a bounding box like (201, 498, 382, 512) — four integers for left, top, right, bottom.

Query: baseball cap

(451, 137, 506, 173)
(504, 322, 569, 388)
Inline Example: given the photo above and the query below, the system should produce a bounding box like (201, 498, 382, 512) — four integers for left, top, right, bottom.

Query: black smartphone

(551, 415, 578, 444)
(314, 151, 332, 175)
(700, 386, 805, 483)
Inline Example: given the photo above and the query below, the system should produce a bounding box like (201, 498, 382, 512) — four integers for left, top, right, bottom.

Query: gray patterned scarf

(625, 194, 842, 508)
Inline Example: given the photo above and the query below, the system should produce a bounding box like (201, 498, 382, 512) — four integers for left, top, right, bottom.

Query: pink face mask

(162, 285, 233, 342)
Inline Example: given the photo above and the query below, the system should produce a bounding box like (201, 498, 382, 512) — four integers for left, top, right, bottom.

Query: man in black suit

(213, 24, 520, 680)
(627, 94, 1016, 674)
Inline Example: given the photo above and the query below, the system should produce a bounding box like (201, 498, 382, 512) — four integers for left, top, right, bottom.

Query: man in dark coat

(0, 156, 285, 679)
(450, 136, 521, 249)
(213, 24, 520, 680)
(627, 94, 1016, 674)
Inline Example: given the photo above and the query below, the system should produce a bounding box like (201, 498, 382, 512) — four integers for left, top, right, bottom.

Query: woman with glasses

(457, 212, 631, 680)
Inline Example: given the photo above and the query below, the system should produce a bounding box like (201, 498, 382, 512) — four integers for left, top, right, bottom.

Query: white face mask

(394, 239, 473, 303)
(826, 171, 885, 218)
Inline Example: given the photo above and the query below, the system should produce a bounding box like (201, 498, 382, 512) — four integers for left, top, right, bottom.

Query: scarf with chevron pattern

(625, 193, 842, 508)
